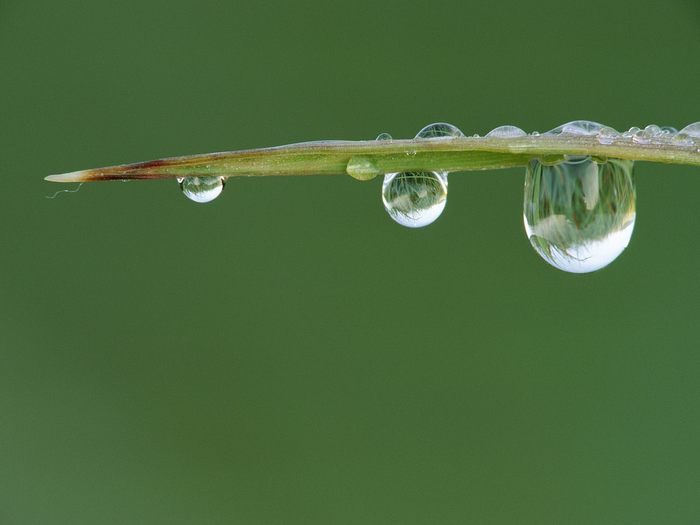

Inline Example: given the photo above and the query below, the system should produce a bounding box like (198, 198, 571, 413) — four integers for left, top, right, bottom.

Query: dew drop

(679, 122, 700, 138)
(661, 126, 678, 135)
(622, 126, 640, 138)
(644, 124, 662, 137)
(632, 128, 652, 144)
(523, 157, 636, 273)
(485, 125, 527, 138)
(545, 120, 606, 136)
(376, 132, 393, 141)
(672, 132, 694, 146)
(415, 122, 464, 139)
(178, 176, 225, 203)
(346, 156, 380, 181)
(597, 126, 620, 145)
(382, 171, 447, 228)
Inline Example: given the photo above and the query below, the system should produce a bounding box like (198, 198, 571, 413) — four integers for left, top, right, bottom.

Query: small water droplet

(644, 124, 663, 137)
(415, 122, 464, 139)
(178, 176, 225, 203)
(531, 131, 540, 136)
(376, 132, 393, 141)
(597, 126, 620, 145)
(524, 157, 635, 273)
(346, 156, 380, 181)
(622, 126, 640, 138)
(632, 129, 652, 144)
(679, 122, 700, 138)
(672, 132, 694, 146)
(661, 126, 678, 135)
(546, 120, 606, 136)
(382, 171, 447, 228)
(485, 125, 527, 138)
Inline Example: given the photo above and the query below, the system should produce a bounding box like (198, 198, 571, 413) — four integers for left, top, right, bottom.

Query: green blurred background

(2, 1, 700, 523)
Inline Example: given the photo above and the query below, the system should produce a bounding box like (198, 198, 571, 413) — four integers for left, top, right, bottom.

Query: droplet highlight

(382, 171, 447, 228)
(524, 157, 636, 273)
(178, 176, 225, 203)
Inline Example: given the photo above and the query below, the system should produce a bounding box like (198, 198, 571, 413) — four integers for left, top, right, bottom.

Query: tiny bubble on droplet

(178, 176, 225, 203)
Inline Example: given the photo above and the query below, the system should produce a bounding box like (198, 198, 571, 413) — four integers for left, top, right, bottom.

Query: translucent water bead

(381, 123, 461, 227)
(178, 176, 225, 203)
(415, 122, 464, 139)
(523, 157, 636, 273)
(382, 171, 448, 228)
(485, 125, 527, 138)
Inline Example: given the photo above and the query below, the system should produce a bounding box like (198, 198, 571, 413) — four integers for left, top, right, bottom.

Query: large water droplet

(524, 157, 636, 273)
(178, 176, 225, 203)
(485, 125, 527, 138)
(545, 120, 606, 136)
(382, 171, 447, 228)
(415, 122, 464, 139)
(679, 122, 700, 138)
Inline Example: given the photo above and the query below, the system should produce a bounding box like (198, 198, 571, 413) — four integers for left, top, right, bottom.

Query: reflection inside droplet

(178, 176, 225, 203)
(382, 171, 447, 228)
(523, 157, 636, 273)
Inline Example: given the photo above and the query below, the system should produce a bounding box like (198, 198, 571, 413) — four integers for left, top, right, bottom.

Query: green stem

(45, 135, 700, 183)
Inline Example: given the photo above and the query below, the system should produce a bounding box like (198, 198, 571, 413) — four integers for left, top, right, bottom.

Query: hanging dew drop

(523, 157, 636, 273)
(382, 171, 447, 228)
(178, 176, 225, 203)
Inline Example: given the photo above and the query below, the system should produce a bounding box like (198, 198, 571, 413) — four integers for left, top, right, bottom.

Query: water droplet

(531, 131, 540, 136)
(415, 122, 464, 139)
(382, 171, 447, 228)
(622, 126, 640, 138)
(524, 157, 636, 273)
(597, 126, 620, 145)
(346, 156, 380, 181)
(178, 176, 225, 203)
(485, 125, 527, 138)
(644, 124, 663, 137)
(632, 129, 652, 144)
(672, 132, 694, 147)
(545, 120, 606, 136)
(661, 126, 678, 135)
(376, 132, 393, 141)
(679, 122, 700, 138)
